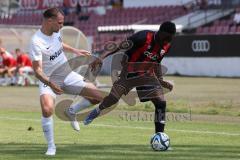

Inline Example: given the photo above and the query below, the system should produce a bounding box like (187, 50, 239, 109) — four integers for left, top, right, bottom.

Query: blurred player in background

(0, 47, 17, 85)
(15, 48, 34, 85)
(84, 21, 176, 135)
(29, 7, 104, 156)
(0, 38, 2, 47)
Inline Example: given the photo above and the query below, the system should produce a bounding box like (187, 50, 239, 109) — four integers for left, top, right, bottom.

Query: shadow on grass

(0, 143, 239, 160)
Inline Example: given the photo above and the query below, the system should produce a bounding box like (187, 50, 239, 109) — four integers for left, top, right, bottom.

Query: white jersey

(0, 50, 13, 64)
(5, 51, 13, 57)
(29, 30, 68, 77)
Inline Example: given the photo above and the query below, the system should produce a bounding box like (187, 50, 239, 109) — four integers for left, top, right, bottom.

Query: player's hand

(89, 58, 103, 72)
(74, 49, 91, 57)
(49, 81, 64, 95)
(159, 80, 174, 91)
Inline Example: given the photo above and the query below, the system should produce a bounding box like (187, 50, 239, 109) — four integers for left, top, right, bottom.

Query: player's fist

(159, 80, 174, 91)
(49, 81, 63, 95)
(89, 58, 103, 71)
(165, 81, 173, 91)
(74, 49, 91, 56)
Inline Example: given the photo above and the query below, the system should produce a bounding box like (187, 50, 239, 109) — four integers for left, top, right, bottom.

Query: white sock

(41, 116, 55, 148)
(70, 98, 92, 113)
(17, 76, 24, 85)
(11, 77, 16, 84)
(5, 77, 11, 84)
(23, 73, 35, 84)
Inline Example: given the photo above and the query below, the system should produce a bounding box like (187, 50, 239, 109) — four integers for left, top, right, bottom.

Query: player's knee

(18, 68, 23, 75)
(42, 109, 53, 117)
(88, 99, 100, 105)
(42, 106, 54, 117)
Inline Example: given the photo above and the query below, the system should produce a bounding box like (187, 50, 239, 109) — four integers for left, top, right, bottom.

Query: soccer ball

(150, 132, 170, 151)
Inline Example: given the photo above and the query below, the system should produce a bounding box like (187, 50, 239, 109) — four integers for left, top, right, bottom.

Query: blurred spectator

(76, 3, 89, 21)
(62, 1, 69, 16)
(0, 47, 17, 85)
(233, 13, 240, 25)
(184, 0, 208, 11)
(15, 48, 34, 86)
(76, 2, 82, 16)
(183, 0, 198, 11)
(208, 0, 222, 6)
(0, 39, 3, 70)
(198, 0, 208, 10)
(110, 0, 123, 8)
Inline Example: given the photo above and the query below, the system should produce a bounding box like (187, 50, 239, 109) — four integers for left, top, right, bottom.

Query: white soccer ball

(150, 132, 170, 151)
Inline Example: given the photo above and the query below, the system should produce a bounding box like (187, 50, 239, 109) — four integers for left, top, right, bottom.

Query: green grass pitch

(0, 76, 240, 160)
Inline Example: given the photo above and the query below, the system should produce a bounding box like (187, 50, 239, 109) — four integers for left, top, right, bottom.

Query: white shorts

(39, 71, 86, 98)
(19, 66, 33, 73)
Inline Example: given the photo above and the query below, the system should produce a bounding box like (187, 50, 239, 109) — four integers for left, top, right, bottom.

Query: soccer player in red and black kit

(84, 21, 176, 134)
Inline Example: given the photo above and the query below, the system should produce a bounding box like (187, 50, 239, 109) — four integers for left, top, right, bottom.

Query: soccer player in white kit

(29, 8, 103, 156)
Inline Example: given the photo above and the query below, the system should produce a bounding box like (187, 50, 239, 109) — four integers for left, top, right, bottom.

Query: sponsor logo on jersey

(49, 47, 63, 61)
(58, 36, 62, 42)
(160, 49, 166, 56)
(144, 51, 158, 61)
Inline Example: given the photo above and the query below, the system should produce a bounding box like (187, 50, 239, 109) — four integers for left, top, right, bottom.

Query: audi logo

(192, 40, 210, 52)
(20, 0, 40, 10)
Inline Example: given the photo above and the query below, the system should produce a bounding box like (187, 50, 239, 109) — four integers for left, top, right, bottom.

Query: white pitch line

(92, 123, 240, 136)
(168, 129, 240, 136)
(0, 116, 239, 136)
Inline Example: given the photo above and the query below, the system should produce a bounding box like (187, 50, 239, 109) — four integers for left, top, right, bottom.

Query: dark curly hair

(159, 21, 176, 35)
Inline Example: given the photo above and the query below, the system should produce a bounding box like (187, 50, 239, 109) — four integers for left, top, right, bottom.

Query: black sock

(155, 122, 165, 133)
(152, 99, 166, 133)
(99, 93, 119, 110)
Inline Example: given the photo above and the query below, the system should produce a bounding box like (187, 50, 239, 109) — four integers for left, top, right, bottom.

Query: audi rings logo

(192, 40, 210, 52)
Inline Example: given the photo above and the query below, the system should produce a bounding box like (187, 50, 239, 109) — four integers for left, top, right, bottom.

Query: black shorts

(113, 72, 164, 102)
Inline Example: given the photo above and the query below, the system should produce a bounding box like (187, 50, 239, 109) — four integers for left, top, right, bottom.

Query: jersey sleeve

(56, 32, 63, 43)
(127, 30, 147, 47)
(163, 43, 171, 53)
(29, 40, 42, 61)
(17, 55, 22, 65)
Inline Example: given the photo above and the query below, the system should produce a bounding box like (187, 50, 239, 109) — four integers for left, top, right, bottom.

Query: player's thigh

(80, 82, 105, 102)
(110, 75, 132, 97)
(19, 66, 33, 74)
(63, 71, 104, 102)
(62, 71, 86, 95)
(39, 81, 56, 116)
(0, 68, 4, 73)
(136, 86, 165, 102)
(9, 67, 16, 72)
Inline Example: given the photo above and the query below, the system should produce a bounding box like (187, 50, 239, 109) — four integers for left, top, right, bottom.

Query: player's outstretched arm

(62, 43, 91, 56)
(100, 45, 121, 60)
(89, 45, 121, 71)
(32, 60, 63, 95)
(159, 79, 174, 91)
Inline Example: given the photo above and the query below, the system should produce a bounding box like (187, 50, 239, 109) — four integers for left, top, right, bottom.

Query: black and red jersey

(123, 30, 171, 76)
(125, 30, 171, 63)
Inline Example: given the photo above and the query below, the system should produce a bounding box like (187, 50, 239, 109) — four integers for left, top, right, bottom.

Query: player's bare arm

(90, 46, 121, 71)
(156, 66, 173, 91)
(15, 62, 24, 73)
(32, 60, 63, 95)
(159, 79, 173, 91)
(62, 43, 91, 56)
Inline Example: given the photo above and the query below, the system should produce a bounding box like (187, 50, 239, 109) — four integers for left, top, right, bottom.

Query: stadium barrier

(164, 34, 240, 77)
(100, 34, 240, 77)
